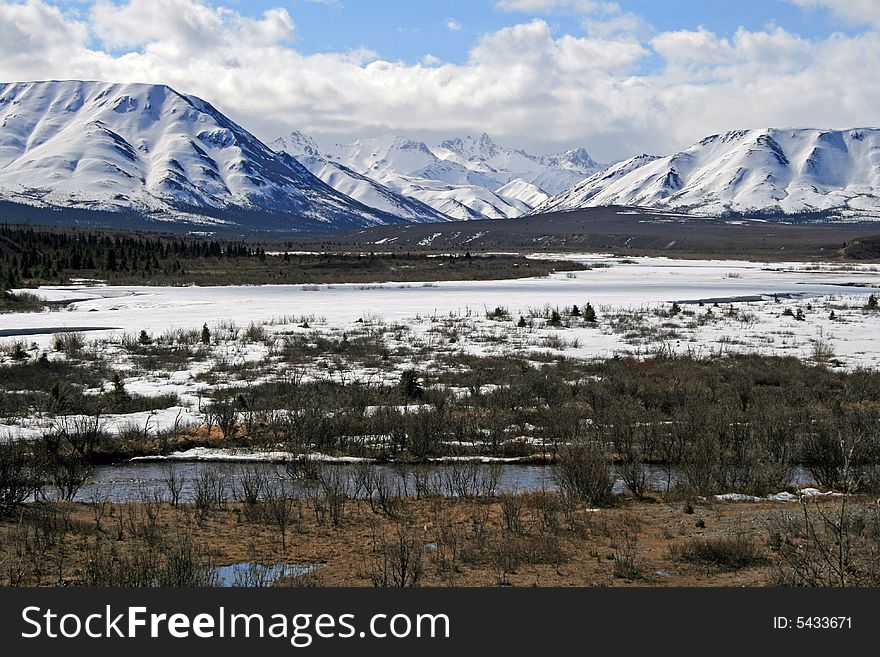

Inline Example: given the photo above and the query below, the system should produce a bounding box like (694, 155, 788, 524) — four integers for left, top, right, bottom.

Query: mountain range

(272, 131, 601, 221)
(534, 128, 880, 219)
(1, 80, 879, 232)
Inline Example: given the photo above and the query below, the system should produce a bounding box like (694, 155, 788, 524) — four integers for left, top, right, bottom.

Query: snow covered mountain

(495, 178, 549, 209)
(272, 132, 450, 223)
(0, 80, 402, 231)
(274, 131, 602, 220)
(435, 134, 600, 196)
(534, 128, 880, 218)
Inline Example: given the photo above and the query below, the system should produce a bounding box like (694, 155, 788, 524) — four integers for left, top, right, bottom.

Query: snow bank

(130, 447, 374, 463)
(715, 488, 841, 503)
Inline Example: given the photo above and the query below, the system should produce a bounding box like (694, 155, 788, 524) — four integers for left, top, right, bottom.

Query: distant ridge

(534, 128, 880, 220)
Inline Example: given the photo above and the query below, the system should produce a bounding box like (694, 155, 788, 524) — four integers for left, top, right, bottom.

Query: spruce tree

(399, 370, 424, 401)
(583, 303, 597, 323)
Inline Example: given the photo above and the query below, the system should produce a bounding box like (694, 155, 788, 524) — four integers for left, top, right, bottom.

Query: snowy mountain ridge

(534, 128, 880, 218)
(0, 80, 407, 230)
(273, 131, 603, 220)
(5, 81, 876, 230)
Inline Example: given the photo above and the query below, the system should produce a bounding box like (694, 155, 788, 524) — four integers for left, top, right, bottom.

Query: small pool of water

(214, 562, 316, 587)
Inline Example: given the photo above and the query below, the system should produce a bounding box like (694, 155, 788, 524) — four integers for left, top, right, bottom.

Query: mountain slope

(534, 128, 880, 218)
(495, 178, 550, 209)
(435, 134, 600, 196)
(272, 132, 450, 223)
(0, 80, 400, 230)
(275, 131, 602, 220)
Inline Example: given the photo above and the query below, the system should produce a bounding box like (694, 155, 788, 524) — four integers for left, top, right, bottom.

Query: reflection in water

(73, 461, 815, 504)
(77, 461, 659, 503)
(214, 562, 316, 587)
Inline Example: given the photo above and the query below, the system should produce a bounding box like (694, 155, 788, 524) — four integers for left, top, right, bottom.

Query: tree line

(0, 224, 265, 291)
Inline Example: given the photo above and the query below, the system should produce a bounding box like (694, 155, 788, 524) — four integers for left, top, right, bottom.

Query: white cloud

(1, 0, 880, 161)
(91, 0, 293, 51)
(583, 11, 652, 39)
(788, 0, 880, 28)
(446, 19, 462, 31)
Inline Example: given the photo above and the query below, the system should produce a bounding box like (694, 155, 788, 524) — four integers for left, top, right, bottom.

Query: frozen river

(6, 255, 880, 349)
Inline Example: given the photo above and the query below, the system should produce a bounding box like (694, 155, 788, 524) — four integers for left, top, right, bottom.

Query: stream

(70, 461, 816, 503)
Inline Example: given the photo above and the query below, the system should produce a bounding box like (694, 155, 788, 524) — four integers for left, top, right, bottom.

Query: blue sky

(245, 0, 863, 65)
(5, 0, 880, 159)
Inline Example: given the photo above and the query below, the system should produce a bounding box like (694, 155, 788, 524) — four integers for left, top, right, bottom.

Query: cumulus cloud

(91, 0, 294, 51)
(0, 0, 879, 161)
(446, 19, 462, 31)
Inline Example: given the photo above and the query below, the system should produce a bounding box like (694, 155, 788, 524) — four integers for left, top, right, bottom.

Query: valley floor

(3, 251, 880, 588)
(2, 253, 880, 443)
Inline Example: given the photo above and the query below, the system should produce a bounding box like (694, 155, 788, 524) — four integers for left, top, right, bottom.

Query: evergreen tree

(398, 370, 424, 401)
(583, 302, 597, 323)
(111, 372, 130, 410)
(10, 343, 26, 361)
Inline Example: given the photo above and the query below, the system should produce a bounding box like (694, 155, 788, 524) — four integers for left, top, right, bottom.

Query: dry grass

(2, 493, 857, 588)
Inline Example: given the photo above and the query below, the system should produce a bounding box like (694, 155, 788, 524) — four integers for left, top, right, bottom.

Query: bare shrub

(365, 524, 424, 587)
(52, 332, 85, 357)
(527, 490, 563, 535)
(194, 467, 228, 514)
(0, 440, 43, 517)
(163, 465, 185, 508)
(264, 483, 297, 552)
(371, 471, 404, 518)
(611, 514, 643, 579)
(318, 467, 349, 526)
(237, 466, 268, 505)
(770, 494, 880, 587)
(670, 534, 766, 571)
(499, 493, 524, 534)
(554, 441, 615, 507)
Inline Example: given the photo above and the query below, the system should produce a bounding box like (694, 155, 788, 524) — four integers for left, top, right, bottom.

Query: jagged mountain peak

(272, 130, 320, 158)
(281, 129, 603, 219)
(539, 147, 600, 172)
(439, 133, 501, 161)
